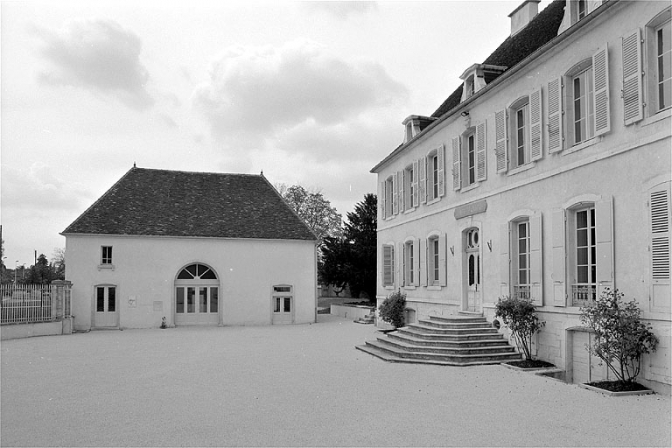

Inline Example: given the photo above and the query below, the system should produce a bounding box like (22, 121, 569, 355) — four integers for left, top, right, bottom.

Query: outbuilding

(62, 166, 317, 330)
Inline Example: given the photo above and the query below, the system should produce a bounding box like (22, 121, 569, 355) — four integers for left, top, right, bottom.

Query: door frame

(459, 222, 483, 313)
(91, 284, 119, 329)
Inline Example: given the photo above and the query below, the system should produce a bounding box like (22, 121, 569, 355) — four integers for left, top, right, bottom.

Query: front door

(174, 263, 220, 326)
(272, 285, 294, 325)
(465, 228, 482, 312)
(93, 285, 118, 328)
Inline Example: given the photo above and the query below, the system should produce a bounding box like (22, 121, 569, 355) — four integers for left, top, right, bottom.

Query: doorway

(464, 228, 482, 313)
(93, 285, 118, 328)
(174, 263, 220, 325)
(272, 285, 294, 324)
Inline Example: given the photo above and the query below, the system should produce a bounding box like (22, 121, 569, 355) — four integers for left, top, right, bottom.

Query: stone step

(406, 323, 500, 336)
(430, 315, 487, 323)
(418, 319, 493, 330)
(361, 340, 520, 364)
(377, 337, 515, 355)
(387, 332, 512, 349)
(397, 327, 504, 341)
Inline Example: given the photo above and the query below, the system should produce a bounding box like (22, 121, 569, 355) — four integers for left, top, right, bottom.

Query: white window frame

(646, 10, 672, 116)
(100, 246, 113, 268)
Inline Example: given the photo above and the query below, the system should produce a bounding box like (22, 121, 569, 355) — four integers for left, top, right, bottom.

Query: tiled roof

(431, 0, 567, 118)
(62, 167, 317, 241)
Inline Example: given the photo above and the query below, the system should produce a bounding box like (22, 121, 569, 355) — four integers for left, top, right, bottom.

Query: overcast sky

(1, 0, 550, 268)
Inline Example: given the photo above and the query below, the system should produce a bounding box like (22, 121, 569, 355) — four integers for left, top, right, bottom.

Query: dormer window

(460, 64, 507, 102)
(402, 115, 437, 144)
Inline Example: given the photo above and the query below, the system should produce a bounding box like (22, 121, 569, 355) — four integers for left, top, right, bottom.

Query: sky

(1, 0, 550, 269)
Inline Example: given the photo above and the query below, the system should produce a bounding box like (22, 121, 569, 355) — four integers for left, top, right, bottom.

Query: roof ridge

(133, 167, 263, 178)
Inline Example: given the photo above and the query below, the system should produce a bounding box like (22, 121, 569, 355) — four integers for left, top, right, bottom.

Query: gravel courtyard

(1, 315, 670, 447)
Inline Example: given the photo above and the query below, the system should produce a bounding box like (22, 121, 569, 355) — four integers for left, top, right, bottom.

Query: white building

(372, 0, 671, 393)
(63, 167, 317, 330)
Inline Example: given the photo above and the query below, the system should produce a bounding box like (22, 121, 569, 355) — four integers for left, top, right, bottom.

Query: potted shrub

(580, 289, 659, 393)
(378, 290, 406, 330)
(495, 295, 551, 369)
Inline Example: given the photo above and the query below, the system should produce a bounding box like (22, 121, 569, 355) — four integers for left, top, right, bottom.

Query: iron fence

(0, 282, 72, 325)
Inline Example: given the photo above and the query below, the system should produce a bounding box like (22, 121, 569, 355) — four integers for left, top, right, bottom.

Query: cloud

(1, 163, 93, 212)
(192, 39, 408, 143)
(301, 1, 377, 20)
(34, 18, 153, 111)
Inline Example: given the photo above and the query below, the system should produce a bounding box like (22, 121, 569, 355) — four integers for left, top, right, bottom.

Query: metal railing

(0, 281, 72, 325)
(571, 283, 596, 307)
(513, 285, 531, 300)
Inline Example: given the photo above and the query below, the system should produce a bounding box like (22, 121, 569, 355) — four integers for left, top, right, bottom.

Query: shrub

(494, 295, 545, 360)
(378, 290, 406, 328)
(580, 289, 659, 384)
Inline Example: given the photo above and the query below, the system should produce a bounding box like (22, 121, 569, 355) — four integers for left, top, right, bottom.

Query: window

(382, 245, 395, 287)
(496, 91, 542, 174)
(655, 20, 671, 111)
(452, 122, 486, 190)
(426, 234, 446, 287)
(501, 214, 543, 305)
(101, 246, 112, 265)
(622, 9, 670, 124)
(96, 286, 116, 312)
(381, 175, 395, 219)
(551, 197, 613, 307)
(402, 162, 419, 211)
(405, 240, 414, 285)
(548, 47, 610, 153)
(571, 67, 595, 145)
(425, 146, 445, 202)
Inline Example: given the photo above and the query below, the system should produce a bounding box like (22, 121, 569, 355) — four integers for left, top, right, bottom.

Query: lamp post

(14, 260, 19, 284)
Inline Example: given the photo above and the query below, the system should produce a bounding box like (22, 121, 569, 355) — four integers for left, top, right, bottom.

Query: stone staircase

(356, 314, 521, 366)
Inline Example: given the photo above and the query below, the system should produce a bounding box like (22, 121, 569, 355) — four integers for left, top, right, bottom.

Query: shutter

(650, 185, 671, 313)
(530, 213, 543, 306)
(595, 196, 614, 297)
(437, 144, 446, 198)
(452, 136, 461, 191)
(593, 44, 611, 137)
(552, 208, 567, 306)
(529, 88, 543, 161)
(622, 28, 644, 125)
(420, 237, 427, 287)
(412, 160, 419, 207)
(547, 77, 563, 153)
(476, 121, 487, 181)
(439, 233, 447, 287)
(383, 245, 393, 286)
(495, 109, 508, 173)
(399, 242, 405, 287)
(413, 239, 420, 287)
(419, 156, 427, 204)
(392, 173, 398, 215)
(500, 223, 510, 297)
(399, 170, 405, 213)
(380, 181, 386, 220)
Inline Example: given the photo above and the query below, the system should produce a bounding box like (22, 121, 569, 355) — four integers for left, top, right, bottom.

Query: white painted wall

(66, 235, 316, 330)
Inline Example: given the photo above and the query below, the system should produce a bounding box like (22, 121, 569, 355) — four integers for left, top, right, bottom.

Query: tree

(276, 184, 343, 247)
(51, 248, 66, 280)
(26, 254, 52, 284)
(580, 289, 659, 384)
(320, 194, 377, 301)
(494, 295, 546, 360)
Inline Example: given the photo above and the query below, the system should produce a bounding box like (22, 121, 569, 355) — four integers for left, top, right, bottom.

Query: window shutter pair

(649, 184, 670, 313)
(622, 28, 644, 125)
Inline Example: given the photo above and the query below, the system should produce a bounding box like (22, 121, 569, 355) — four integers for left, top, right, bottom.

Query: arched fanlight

(177, 264, 217, 280)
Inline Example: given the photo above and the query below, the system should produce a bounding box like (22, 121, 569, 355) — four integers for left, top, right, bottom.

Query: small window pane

(200, 269, 217, 279)
(176, 288, 185, 313)
(578, 247, 589, 265)
(577, 228, 588, 247)
(97, 287, 105, 312)
(108, 287, 116, 312)
(187, 288, 195, 313)
(274, 297, 281, 313)
(284, 297, 291, 313)
(199, 287, 207, 313)
(186, 265, 197, 277)
(210, 288, 218, 313)
(177, 269, 193, 279)
(578, 266, 589, 283)
(577, 210, 587, 228)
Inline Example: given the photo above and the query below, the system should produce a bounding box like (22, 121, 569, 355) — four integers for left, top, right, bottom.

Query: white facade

(67, 234, 317, 330)
(374, 1, 671, 393)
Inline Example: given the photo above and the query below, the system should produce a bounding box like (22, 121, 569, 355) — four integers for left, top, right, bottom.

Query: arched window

(177, 263, 217, 280)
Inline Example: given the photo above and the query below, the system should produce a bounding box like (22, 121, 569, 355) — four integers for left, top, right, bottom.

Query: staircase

(356, 314, 521, 366)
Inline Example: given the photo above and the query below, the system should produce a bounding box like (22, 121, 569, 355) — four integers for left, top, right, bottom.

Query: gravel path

(1, 315, 670, 447)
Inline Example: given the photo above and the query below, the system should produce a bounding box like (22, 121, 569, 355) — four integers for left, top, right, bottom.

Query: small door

(272, 285, 294, 325)
(571, 331, 609, 384)
(94, 286, 118, 328)
(465, 228, 482, 312)
(175, 286, 219, 325)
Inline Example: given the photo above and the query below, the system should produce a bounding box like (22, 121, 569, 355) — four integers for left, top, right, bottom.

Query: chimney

(509, 0, 540, 36)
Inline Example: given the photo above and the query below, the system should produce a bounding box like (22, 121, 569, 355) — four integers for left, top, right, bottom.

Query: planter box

(579, 383, 654, 397)
(501, 363, 559, 373)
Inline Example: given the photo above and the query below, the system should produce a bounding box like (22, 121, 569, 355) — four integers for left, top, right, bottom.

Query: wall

(66, 235, 316, 330)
